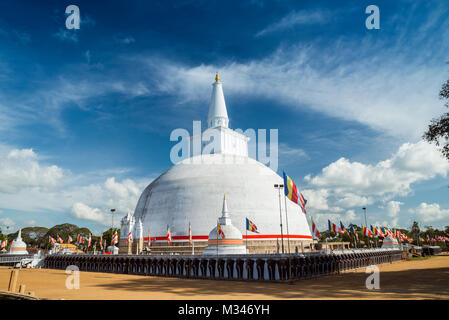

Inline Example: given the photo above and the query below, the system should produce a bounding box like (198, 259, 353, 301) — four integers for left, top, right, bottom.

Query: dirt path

(1, 255, 448, 300)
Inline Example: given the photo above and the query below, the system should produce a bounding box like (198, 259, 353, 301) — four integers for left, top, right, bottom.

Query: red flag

(189, 223, 193, 244)
(312, 220, 321, 239)
(112, 231, 118, 245)
(217, 223, 225, 239)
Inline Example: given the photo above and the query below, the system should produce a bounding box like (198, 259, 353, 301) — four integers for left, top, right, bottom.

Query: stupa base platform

(44, 248, 403, 282)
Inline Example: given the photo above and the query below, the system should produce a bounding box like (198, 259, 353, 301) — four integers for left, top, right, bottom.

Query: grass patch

(407, 256, 433, 261)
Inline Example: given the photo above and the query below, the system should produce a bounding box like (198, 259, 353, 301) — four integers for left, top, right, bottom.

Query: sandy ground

(1, 254, 448, 300)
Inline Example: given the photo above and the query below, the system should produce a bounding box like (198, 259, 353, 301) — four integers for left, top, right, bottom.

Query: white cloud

(386, 201, 403, 226)
(0, 217, 15, 230)
(306, 141, 449, 199)
(138, 12, 449, 140)
(71, 202, 107, 224)
(256, 10, 329, 37)
(115, 35, 135, 44)
(53, 29, 78, 42)
(0, 145, 150, 227)
(410, 202, 449, 223)
(335, 194, 374, 208)
(279, 143, 308, 159)
(303, 188, 330, 211)
(301, 142, 449, 228)
(0, 148, 63, 194)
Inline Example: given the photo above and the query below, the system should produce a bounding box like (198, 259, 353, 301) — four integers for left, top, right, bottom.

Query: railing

(43, 248, 403, 282)
(0, 254, 34, 265)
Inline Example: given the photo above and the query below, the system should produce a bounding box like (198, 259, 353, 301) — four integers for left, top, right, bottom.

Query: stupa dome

(130, 153, 311, 242)
(120, 74, 312, 254)
(381, 236, 400, 249)
(8, 229, 28, 255)
(202, 195, 247, 255)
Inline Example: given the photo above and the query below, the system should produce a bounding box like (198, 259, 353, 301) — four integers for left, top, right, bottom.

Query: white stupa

(202, 195, 247, 255)
(8, 229, 28, 255)
(120, 73, 312, 253)
(381, 236, 400, 249)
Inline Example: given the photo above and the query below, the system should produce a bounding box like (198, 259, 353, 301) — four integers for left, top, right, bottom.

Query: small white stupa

(381, 236, 400, 249)
(8, 229, 28, 255)
(202, 195, 247, 255)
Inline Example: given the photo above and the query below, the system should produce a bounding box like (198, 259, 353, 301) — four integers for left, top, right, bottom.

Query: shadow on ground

(92, 264, 449, 299)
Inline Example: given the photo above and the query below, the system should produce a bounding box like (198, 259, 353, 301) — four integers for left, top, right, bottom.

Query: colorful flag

(112, 231, 118, 245)
(1, 240, 7, 248)
(67, 235, 73, 243)
(147, 231, 152, 245)
(57, 234, 63, 244)
(338, 222, 346, 235)
(350, 225, 359, 241)
(217, 223, 225, 239)
(312, 220, 321, 239)
(167, 225, 172, 244)
(126, 231, 133, 243)
(328, 220, 336, 233)
(283, 171, 307, 214)
(377, 227, 385, 238)
(363, 226, 373, 238)
(87, 233, 92, 247)
(246, 218, 259, 233)
(99, 235, 103, 250)
(189, 223, 193, 244)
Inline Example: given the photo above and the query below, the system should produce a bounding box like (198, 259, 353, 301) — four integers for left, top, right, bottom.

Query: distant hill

(7, 223, 93, 248)
(7, 227, 49, 247)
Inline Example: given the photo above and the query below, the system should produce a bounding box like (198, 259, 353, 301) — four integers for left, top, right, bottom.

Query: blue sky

(1, 0, 449, 235)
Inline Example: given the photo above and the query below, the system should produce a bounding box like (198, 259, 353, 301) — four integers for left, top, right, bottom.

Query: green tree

(102, 228, 120, 248)
(411, 221, 420, 245)
(423, 67, 449, 159)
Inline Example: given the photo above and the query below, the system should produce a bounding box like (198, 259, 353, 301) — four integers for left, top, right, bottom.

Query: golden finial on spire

(215, 72, 220, 83)
(223, 194, 226, 200)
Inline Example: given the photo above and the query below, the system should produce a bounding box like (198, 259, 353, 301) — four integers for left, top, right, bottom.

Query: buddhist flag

(57, 234, 63, 244)
(87, 233, 92, 247)
(246, 218, 259, 233)
(126, 231, 133, 243)
(363, 226, 373, 238)
(167, 225, 172, 244)
(338, 222, 346, 235)
(328, 220, 336, 233)
(67, 235, 73, 243)
(217, 223, 225, 239)
(311, 220, 321, 239)
(350, 224, 359, 241)
(99, 235, 103, 250)
(189, 223, 193, 244)
(1, 240, 7, 248)
(283, 171, 307, 214)
(112, 231, 118, 245)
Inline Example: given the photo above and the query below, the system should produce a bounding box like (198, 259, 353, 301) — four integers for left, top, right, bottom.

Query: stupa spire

(207, 72, 229, 128)
(222, 194, 229, 218)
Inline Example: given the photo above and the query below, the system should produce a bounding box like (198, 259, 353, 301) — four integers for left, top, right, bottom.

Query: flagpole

(245, 220, 248, 253)
(275, 184, 285, 254)
(283, 195, 291, 254)
(216, 219, 219, 257)
(310, 215, 314, 251)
